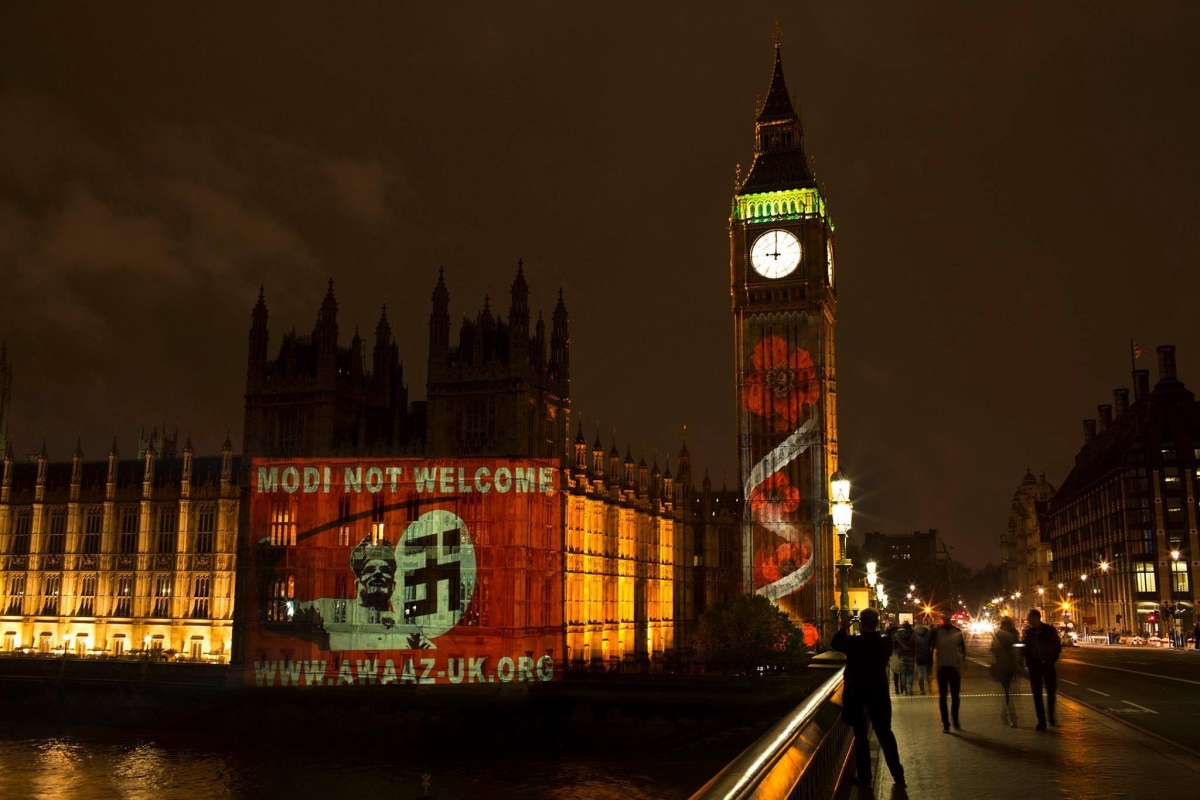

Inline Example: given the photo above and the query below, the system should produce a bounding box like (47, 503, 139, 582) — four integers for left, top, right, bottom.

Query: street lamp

(831, 470, 853, 626)
(866, 560, 878, 610)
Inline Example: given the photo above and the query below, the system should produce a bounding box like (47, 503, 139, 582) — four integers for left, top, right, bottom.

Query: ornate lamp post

(831, 470, 853, 626)
(866, 560, 878, 609)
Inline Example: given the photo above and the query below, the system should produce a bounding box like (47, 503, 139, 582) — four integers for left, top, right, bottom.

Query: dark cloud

(1, 3, 1199, 566)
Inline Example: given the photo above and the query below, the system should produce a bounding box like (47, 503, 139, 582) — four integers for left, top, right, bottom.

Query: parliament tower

(730, 42, 838, 633)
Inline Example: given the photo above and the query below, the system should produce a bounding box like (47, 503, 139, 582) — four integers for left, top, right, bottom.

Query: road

(969, 635, 1200, 755)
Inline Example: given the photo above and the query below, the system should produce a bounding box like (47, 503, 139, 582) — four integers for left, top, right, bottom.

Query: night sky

(2, 4, 1198, 567)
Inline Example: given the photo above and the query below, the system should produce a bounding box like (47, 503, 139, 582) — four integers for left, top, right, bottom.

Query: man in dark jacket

(932, 610, 967, 732)
(1023, 609, 1062, 730)
(833, 609, 906, 790)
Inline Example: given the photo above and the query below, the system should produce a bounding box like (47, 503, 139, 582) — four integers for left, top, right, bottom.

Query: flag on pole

(1133, 342, 1149, 359)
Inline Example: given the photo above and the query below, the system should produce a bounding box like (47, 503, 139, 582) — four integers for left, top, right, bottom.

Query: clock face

(826, 240, 834, 284)
(750, 229, 801, 279)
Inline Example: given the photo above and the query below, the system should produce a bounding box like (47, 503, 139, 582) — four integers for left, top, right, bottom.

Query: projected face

(351, 536, 398, 612)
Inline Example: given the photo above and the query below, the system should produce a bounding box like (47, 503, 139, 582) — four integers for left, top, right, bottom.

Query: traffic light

(1148, 612, 1158, 624)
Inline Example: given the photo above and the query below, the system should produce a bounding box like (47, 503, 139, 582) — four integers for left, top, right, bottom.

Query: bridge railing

(690, 656, 852, 800)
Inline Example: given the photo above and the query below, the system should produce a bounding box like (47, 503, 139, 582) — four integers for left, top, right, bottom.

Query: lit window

(191, 576, 211, 619)
(270, 502, 297, 546)
(114, 574, 134, 616)
(41, 574, 62, 615)
(1135, 563, 1157, 593)
(4, 575, 26, 615)
(77, 575, 97, 616)
(1171, 560, 1190, 593)
(338, 495, 352, 546)
(153, 574, 172, 618)
(266, 575, 294, 622)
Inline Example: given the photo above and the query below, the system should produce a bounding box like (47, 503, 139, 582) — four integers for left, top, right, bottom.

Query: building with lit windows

(1047, 346, 1200, 637)
(1000, 471, 1056, 599)
(0, 430, 240, 661)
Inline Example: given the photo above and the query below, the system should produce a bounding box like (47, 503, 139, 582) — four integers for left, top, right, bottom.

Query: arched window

(41, 574, 61, 615)
(191, 575, 211, 619)
(270, 502, 297, 546)
(152, 574, 172, 618)
(195, 505, 216, 554)
(266, 575, 294, 622)
(77, 575, 97, 616)
(46, 510, 67, 555)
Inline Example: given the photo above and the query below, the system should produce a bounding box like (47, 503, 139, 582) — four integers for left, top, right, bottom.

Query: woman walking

(990, 616, 1020, 727)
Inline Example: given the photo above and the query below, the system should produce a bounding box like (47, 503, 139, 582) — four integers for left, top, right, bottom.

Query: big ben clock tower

(731, 41, 837, 634)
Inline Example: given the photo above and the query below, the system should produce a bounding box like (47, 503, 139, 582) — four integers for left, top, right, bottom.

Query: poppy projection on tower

(731, 41, 839, 644)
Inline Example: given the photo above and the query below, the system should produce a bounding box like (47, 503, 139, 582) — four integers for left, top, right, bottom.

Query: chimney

(1083, 419, 1097, 444)
(1134, 370, 1150, 401)
(1097, 405, 1112, 433)
(1156, 345, 1177, 384)
(1113, 388, 1129, 418)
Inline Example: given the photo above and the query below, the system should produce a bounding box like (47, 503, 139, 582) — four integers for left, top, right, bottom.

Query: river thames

(0, 675, 808, 799)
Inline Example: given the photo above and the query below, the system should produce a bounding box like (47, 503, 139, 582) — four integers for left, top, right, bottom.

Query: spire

(593, 424, 603, 451)
(319, 278, 337, 321)
(757, 40, 798, 124)
(252, 285, 268, 326)
(575, 419, 586, 445)
(73, 437, 83, 459)
(433, 267, 449, 306)
(222, 430, 233, 452)
(429, 268, 451, 367)
(109, 436, 119, 457)
(740, 40, 814, 195)
(376, 305, 391, 339)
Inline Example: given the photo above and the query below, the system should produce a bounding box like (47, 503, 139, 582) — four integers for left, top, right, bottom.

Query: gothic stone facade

(241, 265, 695, 669)
(0, 433, 239, 661)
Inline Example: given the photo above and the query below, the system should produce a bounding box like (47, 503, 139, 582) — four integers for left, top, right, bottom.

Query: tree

(693, 594, 809, 674)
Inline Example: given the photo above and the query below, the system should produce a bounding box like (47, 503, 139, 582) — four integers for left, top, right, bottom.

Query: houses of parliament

(0, 41, 832, 671)
(0, 262, 744, 669)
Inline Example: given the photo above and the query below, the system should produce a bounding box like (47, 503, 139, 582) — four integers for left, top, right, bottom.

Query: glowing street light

(1057, 583, 1064, 590)
(1171, 549, 1181, 562)
(1100, 561, 1110, 572)
(831, 470, 853, 626)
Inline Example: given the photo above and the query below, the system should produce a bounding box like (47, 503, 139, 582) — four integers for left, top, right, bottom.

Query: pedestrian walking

(932, 609, 966, 732)
(989, 616, 1019, 727)
(1023, 608, 1062, 731)
(832, 609, 906, 791)
(914, 620, 932, 695)
(893, 621, 916, 695)
(1193, 621, 1199, 651)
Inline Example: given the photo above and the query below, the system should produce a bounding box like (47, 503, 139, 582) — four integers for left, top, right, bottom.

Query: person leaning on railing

(832, 608, 907, 791)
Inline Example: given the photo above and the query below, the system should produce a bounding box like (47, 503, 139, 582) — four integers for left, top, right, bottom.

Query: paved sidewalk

(848, 662, 1200, 799)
